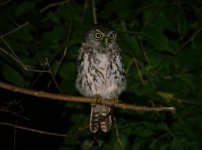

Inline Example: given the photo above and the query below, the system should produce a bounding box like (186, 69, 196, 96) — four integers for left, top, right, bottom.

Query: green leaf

(155, 122, 168, 131)
(59, 62, 77, 94)
(134, 84, 156, 98)
(119, 34, 142, 59)
(15, 1, 35, 16)
(158, 91, 174, 101)
(133, 124, 153, 138)
(2, 65, 25, 87)
(131, 138, 147, 150)
(69, 29, 83, 46)
(59, 2, 83, 22)
(13, 25, 34, 43)
(179, 74, 195, 90)
(41, 26, 66, 45)
(141, 27, 176, 54)
(114, 0, 135, 20)
(46, 12, 60, 24)
(51, 60, 60, 75)
(111, 127, 131, 150)
(59, 62, 77, 80)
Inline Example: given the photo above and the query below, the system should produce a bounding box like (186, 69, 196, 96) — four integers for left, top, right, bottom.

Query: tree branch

(92, 0, 97, 24)
(0, 122, 66, 137)
(0, 82, 175, 112)
(0, 104, 29, 121)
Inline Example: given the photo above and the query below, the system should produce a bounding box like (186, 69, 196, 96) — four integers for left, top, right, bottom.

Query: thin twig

(1, 38, 41, 72)
(0, 0, 11, 7)
(137, 2, 185, 14)
(173, 98, 202, 105)
(121, 19, 128, 33)
(13, 121, 17, 150)
(0, 47, 29, 71)
(0, 122, 66, 137)
(125, 58, 135, 75)
(1, 37, 22, 63)
(0, 104, 29, 120)
(0, 81, 175, 112)
(41, 23, 73, 90)
(138, 35, 150, 64)
(0, 22, 29, 38)
(177, 28, 202, 52)
(81, 0, 89, 25)
(113, 116, 124, 150)
(142, 2, 165, 28)
(45, 57, 61, 91)
(134, 58, 146, 86)
(0, 47, 49, 73)
(92, 0, 97, 24)
(120, 19, 127, 32)
(0, 22, 36, 71)
(40, 0, 72, 13)
(125, 58, 145, 84)
(54, 22, 72, 75)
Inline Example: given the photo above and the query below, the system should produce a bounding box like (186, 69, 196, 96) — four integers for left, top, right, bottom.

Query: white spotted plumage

(76, 24, 126, 133)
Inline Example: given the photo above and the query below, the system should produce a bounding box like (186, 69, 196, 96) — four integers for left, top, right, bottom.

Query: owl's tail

(90, 104, 112, 133)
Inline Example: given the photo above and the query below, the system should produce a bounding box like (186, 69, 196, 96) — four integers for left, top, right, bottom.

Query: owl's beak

(103, 37, 109, 48)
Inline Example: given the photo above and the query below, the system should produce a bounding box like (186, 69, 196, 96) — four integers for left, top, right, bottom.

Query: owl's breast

(94, 53, 109, 79)
(91, 53, 119, 98)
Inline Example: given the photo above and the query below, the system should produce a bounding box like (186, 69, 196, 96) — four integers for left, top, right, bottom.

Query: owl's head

(84, 24, 117, 49)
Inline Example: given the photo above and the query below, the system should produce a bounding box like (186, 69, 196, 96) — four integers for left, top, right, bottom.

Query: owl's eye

(108, 33, 116, 40)
(94, 32, 102, 39)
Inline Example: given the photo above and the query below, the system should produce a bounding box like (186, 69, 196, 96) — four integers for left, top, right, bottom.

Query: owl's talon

(112, 98, 119, 106)
(94, 94, 103, 105)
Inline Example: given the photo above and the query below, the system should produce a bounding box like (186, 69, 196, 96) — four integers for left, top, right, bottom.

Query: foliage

(0, 0, 202, 150)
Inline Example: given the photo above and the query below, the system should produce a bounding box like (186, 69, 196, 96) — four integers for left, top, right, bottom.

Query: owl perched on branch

(76, 24, 126, 133)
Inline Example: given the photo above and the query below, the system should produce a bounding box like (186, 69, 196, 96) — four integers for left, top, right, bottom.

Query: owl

(76, 24, 126, 133)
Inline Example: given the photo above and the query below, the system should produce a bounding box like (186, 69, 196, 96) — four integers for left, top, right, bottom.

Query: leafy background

(0, 0, 202, 150)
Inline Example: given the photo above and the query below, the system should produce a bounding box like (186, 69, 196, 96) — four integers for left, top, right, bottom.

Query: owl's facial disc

(94, 30, 117, 48)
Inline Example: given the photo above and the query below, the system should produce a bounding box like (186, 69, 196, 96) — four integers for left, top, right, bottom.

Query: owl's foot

(111, 98, 119, 106)
(92, 94, 103, 106)
(92, 95, 119, 106)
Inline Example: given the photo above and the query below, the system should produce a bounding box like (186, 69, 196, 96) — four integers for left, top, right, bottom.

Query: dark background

(0, 0, 202, 149)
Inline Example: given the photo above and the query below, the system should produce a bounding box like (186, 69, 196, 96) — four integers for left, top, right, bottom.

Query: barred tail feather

(100, 105, 112, 132)
(90, 104, 112, 133)
(90, 105, 100, 133)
